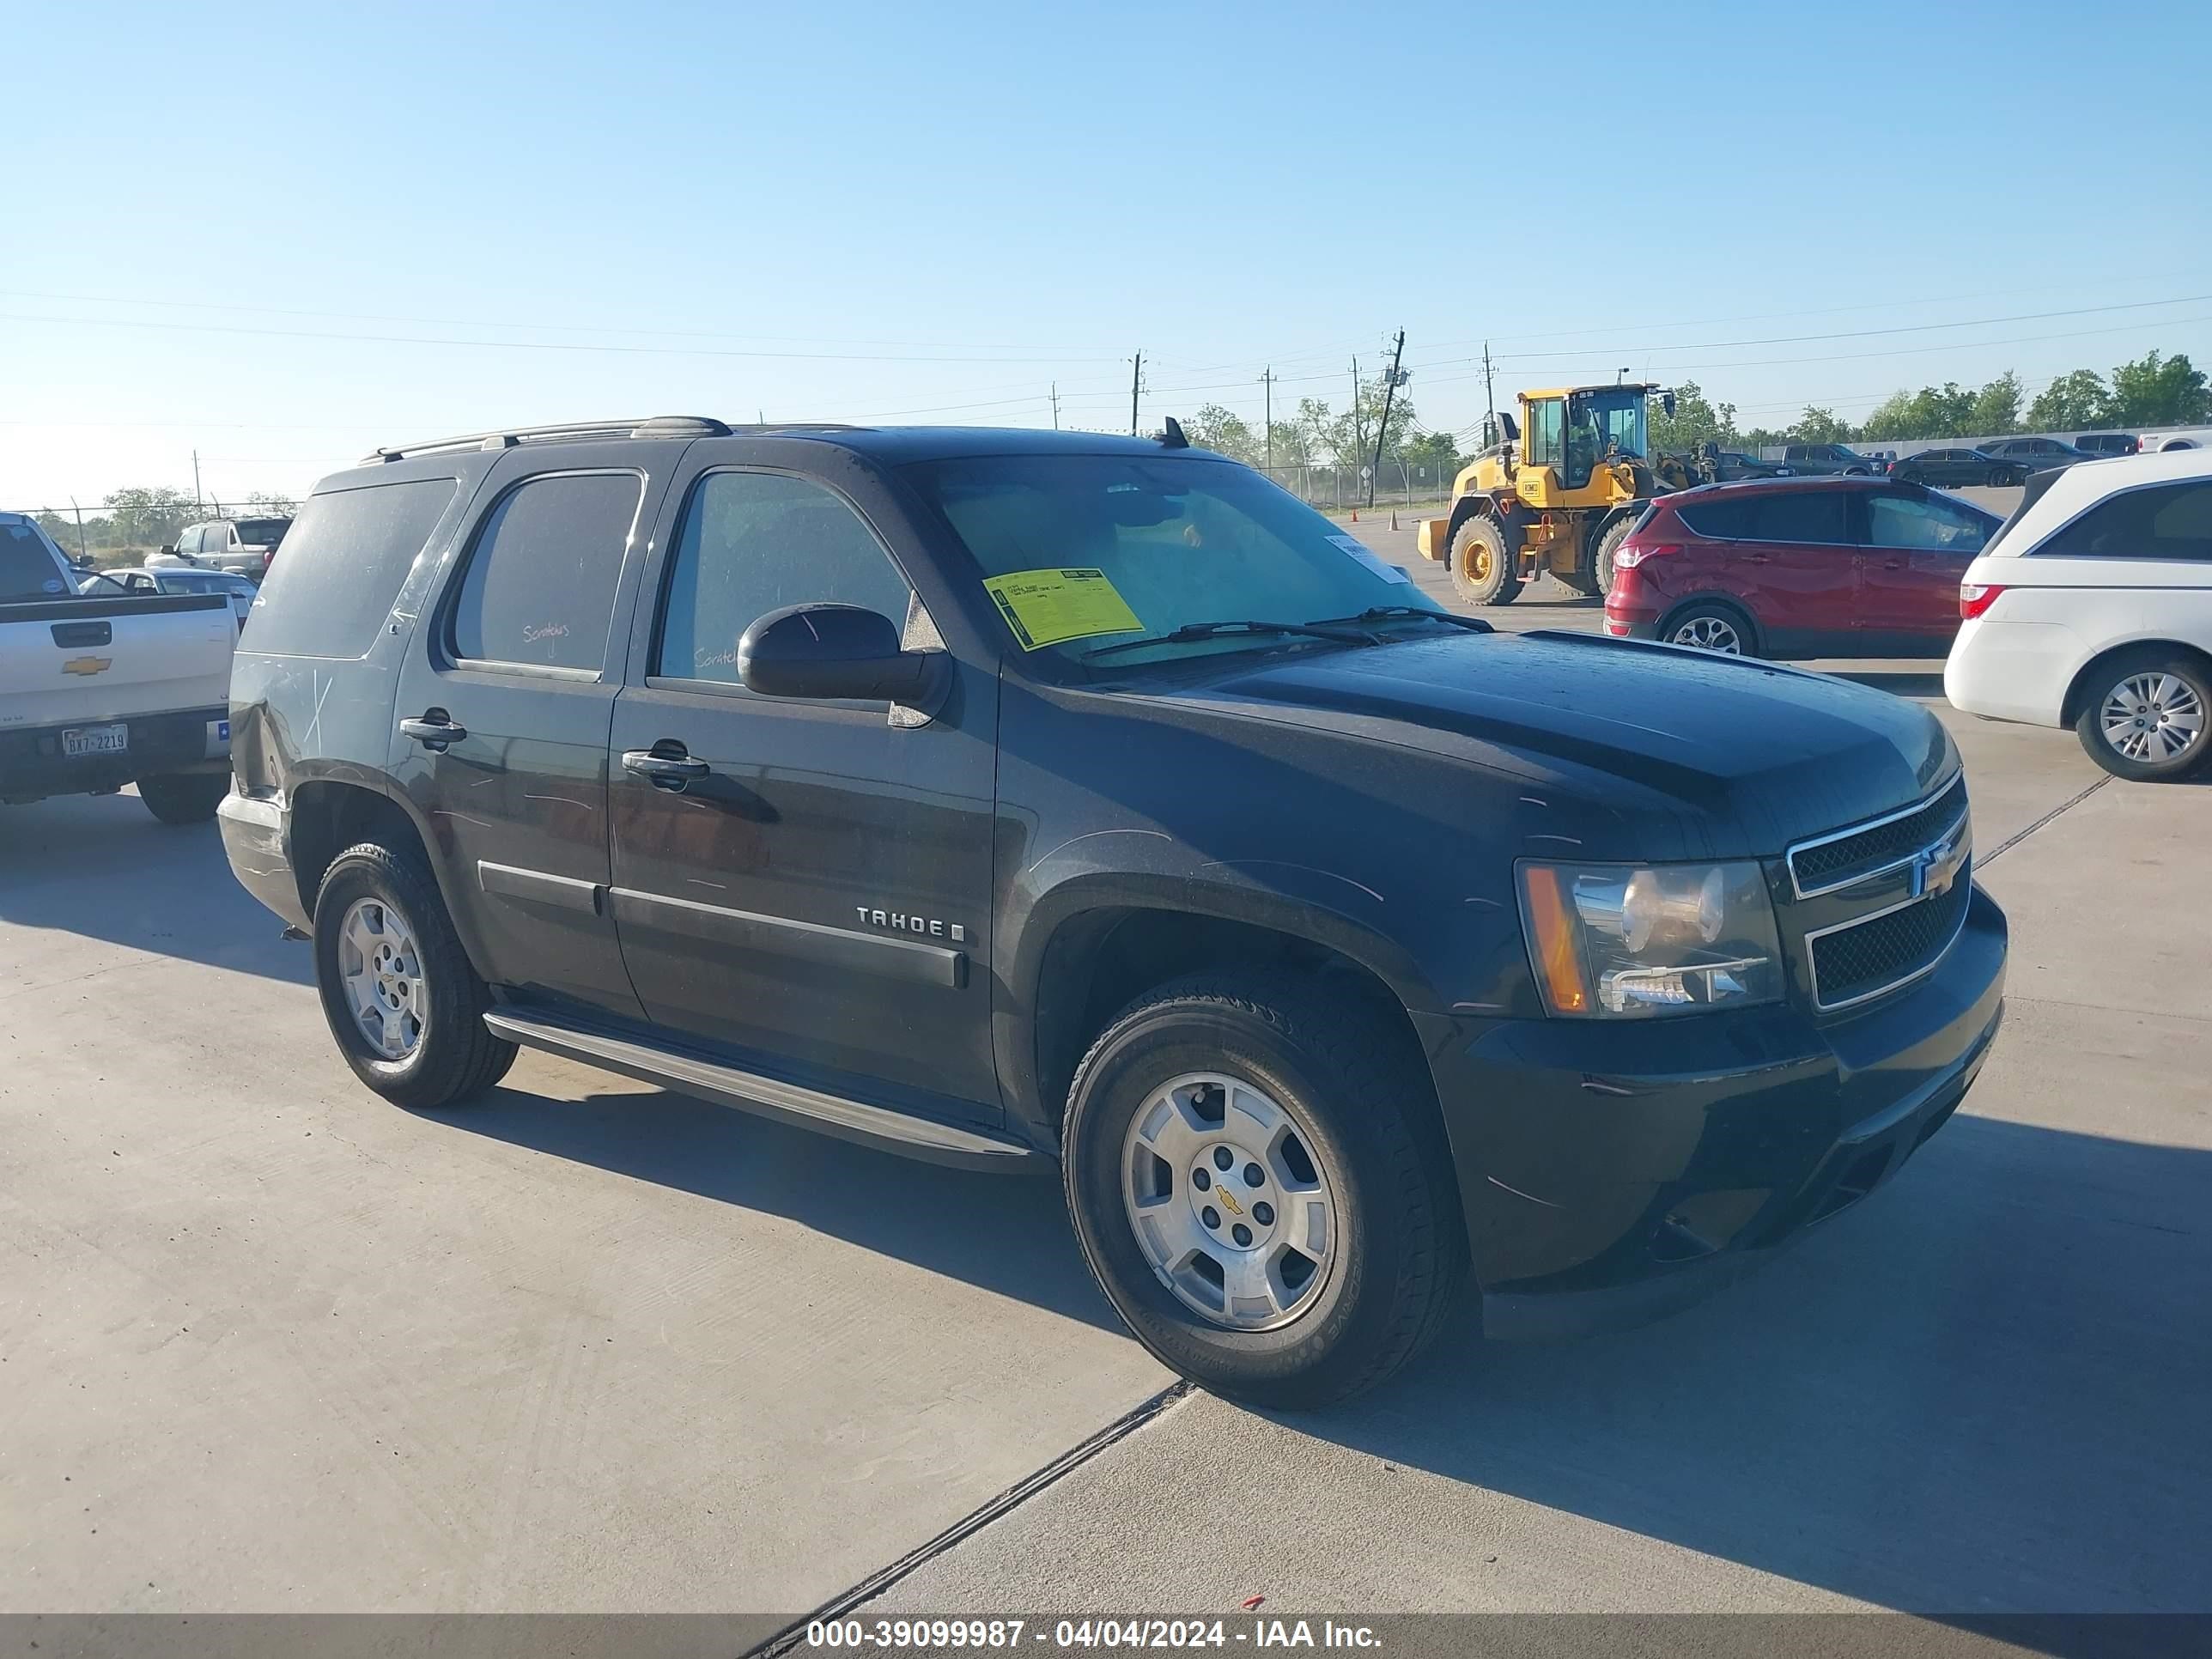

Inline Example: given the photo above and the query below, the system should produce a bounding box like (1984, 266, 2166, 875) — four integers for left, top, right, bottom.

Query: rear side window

(449, 471, 642, 672)
(2037, 481, 2212, 562)
(1749, 491, 1848, 544)
(654, 471, 914, 688)
(1678, 491, 1846, 543)
(245, 477, 459, 659)
(1675, 496, 1760, 538)
(1, 521, 66, 599)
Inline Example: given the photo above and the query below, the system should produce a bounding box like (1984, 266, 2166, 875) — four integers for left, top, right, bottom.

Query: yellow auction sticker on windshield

(981, 568, 1143, 650)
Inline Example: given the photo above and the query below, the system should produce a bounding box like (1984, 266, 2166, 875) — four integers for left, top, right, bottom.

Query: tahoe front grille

(1807, 877, 1972, 1010)
(1788, 775, 1967, 897)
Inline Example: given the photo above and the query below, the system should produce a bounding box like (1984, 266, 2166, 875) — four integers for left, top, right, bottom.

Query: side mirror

(158, 544, 176, 556)
(1662, 392, 1677, 416)
(738, 603, 947, 708)
(1499, 410, 1521, 442)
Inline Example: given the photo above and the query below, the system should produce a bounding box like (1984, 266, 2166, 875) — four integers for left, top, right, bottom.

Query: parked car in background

(149, 516, 291, 579)
(1981, 436, 2095, 473)
(0, 514, 237, 822)
(2073, 433, 2140, 458)
(1890, 447, 2025, 489)
(1605, 475, 1998, 658)
(1780, 441, 1882, 476)
(1713, 450, 1793, 480)
(82, 565, 258, 629)
(2135, 431, 2202, 453)
(1947, 449, 2212, 781)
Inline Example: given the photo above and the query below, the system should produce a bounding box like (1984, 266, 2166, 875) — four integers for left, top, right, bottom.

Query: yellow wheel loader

(1415, 384, 1689, 605)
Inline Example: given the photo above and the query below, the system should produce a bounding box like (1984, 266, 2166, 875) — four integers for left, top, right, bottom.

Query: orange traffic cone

(1351, 508, 1358, 522)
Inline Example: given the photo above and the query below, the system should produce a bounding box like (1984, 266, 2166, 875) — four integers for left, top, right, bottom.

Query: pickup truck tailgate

(0, 593, 235, 729)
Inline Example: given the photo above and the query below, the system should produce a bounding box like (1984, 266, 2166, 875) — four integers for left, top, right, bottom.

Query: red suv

(1604, 477, 2000, 658)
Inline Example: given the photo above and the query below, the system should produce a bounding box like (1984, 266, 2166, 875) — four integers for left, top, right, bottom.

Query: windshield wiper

(1306, 605, 1493, 634)
(1081, 618, 1376, 660)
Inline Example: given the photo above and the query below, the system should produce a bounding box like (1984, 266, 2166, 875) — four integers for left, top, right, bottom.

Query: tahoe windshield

(903, 454, 1447, 666)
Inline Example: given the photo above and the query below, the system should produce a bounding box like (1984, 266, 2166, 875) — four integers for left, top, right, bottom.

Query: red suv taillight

(1613, 542, 1680, 570)
(1960, 582, 2005, 619)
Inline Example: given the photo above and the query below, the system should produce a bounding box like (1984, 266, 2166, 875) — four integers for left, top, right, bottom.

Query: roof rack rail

(367, 415, 734, 464)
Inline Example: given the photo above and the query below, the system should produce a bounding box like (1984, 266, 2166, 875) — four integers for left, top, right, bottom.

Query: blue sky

(7, 0, 2209, 507)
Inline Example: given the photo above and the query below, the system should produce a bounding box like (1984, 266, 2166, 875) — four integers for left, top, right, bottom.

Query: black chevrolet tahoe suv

(221, 416, 2006, 1406)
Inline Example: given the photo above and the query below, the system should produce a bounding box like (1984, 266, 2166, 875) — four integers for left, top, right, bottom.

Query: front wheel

(1061, 975, 1465, 1408)
(2075, 651, 2210, 781)
(1590, 515, 1638, 596)
(312, 842, 518, 1108)
(1447, 514, 1522, 606)
(137, 772, 228, 825)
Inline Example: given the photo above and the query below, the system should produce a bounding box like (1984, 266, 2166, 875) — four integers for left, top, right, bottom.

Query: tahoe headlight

(1516, 860, 1782, 1018)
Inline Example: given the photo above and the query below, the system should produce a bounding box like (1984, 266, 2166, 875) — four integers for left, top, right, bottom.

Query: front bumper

(1421, 883, 2007, 1339)
(0, 706, 229, 804)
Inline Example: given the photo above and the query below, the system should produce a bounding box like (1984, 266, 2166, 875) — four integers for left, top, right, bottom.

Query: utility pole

(191, 449, 203, 514)
(1370, 328, 1407, 508)
(1482, 342, 1496, 443)
(1050, 381, 1060, 429)
(1261, 368, 1274, 470)
(1350, 357, 1363, 479)
(1129, 351, 1143, 436)
(69, 496, 88, 562)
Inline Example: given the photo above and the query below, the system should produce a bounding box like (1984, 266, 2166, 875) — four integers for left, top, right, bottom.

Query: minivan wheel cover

(2100, 673, 2206, 763)
(1121, 1072, 1339, 1332)
(1671, 615, 1743, 653)
(337, 897, 428, 1060)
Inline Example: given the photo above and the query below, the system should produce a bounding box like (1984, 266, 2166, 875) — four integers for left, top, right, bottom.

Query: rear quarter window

(1675, 496, 1761, 538)
(246, 477, 459, 659)
(2036, 481, 2212, 562)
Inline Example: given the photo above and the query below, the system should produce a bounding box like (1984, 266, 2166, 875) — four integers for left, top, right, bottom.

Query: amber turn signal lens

(1517, 864, 1592, 1015)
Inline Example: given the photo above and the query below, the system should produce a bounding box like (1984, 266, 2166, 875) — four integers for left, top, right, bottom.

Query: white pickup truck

(2, 513, 238, 823)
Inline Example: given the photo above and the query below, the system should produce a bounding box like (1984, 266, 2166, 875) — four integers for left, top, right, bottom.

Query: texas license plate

(62, 723, 128, 757)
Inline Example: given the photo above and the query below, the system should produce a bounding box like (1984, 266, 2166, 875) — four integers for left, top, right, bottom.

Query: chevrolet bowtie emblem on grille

(61, 656, 112, 677)
(1911, 824, 1968, 899)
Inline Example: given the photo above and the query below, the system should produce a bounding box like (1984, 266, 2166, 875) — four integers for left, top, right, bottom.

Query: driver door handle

(399, 712, 467, 750)
(623, 747, 711, 791)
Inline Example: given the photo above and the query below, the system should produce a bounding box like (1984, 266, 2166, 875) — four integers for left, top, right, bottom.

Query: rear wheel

(1061, 975, 1464, 1408)
(1662, 600, 1757, 656)
(137, 772, 228, 826)
(2074, 651, 2210, 781)
(312, 842, 518, 1108)
(1448, 514, 1521, 606)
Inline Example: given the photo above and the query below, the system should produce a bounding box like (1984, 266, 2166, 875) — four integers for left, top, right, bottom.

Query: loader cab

(1517, 385, 1661, 501)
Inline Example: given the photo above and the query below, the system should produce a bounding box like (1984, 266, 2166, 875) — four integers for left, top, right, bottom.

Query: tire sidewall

(1063, 999, 1408, 1395)
(2077, 654, 2212, 781)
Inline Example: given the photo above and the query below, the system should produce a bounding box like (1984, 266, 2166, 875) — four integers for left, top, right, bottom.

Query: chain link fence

(1254, 461, 1459, 514)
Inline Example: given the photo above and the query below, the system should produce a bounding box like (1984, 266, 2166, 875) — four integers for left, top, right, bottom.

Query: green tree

(246, 489, 301, 518)
(1967, 371, 2023, 437)
(1789, 407, 1854, 443)
(2025, 369, 2112, 432)
(1186, 404, 1261, 464)
(2106, 349, 2210, 427)
(102, 486, 198, 549)
(1649, 380, 1738, 453)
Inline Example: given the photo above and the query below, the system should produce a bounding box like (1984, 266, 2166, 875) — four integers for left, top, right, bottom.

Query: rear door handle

(399, 712, 467, 750)
(623, 748, 711, 791)
(1883, 558, 1905, 570)
(1742, 552, 1772, 564)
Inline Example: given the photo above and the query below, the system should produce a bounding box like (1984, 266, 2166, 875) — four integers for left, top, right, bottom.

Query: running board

(482, 1007, 1039, 1172)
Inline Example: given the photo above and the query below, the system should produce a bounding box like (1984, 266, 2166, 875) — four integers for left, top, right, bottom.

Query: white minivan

(1946, 449, 2212, 781)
